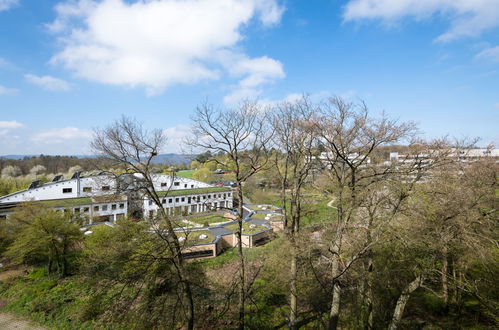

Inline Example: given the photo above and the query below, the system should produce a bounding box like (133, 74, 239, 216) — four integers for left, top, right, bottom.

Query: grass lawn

(245, 204, 282, 212)
(224, 222, 269, 235)
(187, 214, 230, 225)
(176, 229, 215, 245)
(250, 212, 284, 221)
(176, 170, 194, 179)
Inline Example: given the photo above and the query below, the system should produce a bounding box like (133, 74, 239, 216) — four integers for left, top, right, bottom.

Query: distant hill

(0, 153, 194, 165)
(151, 153, 195, 165)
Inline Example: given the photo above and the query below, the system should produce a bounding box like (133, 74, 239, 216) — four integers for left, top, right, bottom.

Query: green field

(176, 170, 194, 179)
(187, 214, 231, 226)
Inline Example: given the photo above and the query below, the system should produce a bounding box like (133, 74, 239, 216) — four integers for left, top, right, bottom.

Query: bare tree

(270, 96, 318, 328)
(188, 101, 272, 329)
(314, 97, 421, 330)
(91, 116, 195, 330)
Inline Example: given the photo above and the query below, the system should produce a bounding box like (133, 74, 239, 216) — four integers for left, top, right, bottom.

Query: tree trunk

(328, 252, 341, 330)
(441, 245, 449, 306)
(328, 280, 341, 330)
(388, 275, 422, 330)
(156, 198, 195, 330)
(236, 183, 246, 330)
(362, 253, 374, 330)
(289, 245, 298, 329)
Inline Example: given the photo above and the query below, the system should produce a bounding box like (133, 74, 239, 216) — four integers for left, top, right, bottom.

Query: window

(83, 187, 92, 193)
(175, 198, 179, 203)
(111, 204, 117, 210)
(161, 182, 167, 187)
(223, 194, 226, 199)
(102, 205, 108, 211)
(94, 206, 99, 212)
(208, 195, 211, 198)
(174, 182, 179, 186)
(191, 184, 194, 188)
(162, 199, 166, 204)
(168, 198, 172, 203)
(188, 197, 191, 203)
(119, 203, 125, 209)
(83, 207, 89, 213)
(148, 200, 153, 206)
(184, 184, 187, 188)
(101, 186, 110, 191)
(74, 208, 80, 213)
(181, 197, 185, 202)
(62, 188, 72, 193)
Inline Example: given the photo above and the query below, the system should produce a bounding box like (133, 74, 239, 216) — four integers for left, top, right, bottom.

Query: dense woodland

(0, 97, 497, 329)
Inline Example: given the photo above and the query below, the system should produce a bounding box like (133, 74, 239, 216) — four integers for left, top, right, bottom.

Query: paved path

(0, 312, 46, 330)
(327, 198, 337, 209)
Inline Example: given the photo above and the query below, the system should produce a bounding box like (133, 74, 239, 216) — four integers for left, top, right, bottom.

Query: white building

(0, 172, 233, 222)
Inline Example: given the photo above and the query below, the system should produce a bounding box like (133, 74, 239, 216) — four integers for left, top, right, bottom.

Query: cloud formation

(0, 120, 23, 136)
(476, 45, 499, 63)
(0, 84, 18, 95)
(163, 124, 192, 153)
(48, 0, 285, 96)
(0, 0, 18, 11)
(223, 55, 285, 105)
(31, 127, 92, 143)
(25, 74, 71, 91)
(343, 0, 499, 42)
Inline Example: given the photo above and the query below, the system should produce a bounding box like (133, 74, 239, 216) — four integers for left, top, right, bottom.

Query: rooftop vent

(28, 180, 41, 190)
(71, 171, 83, 179)
(52, 174, 63, 182)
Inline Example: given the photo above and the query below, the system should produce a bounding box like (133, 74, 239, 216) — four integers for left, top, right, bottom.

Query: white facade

(0, 174, 211, 204)
(0, 173, 233, 222)
(144, 189, 233, 218)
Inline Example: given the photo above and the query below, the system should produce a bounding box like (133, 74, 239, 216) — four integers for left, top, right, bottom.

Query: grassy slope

(176, 170, 194, 179)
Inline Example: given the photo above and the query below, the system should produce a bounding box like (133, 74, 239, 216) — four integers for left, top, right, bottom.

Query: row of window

(73, 203, 125, 213)
(163, 182, 195, 188)
(63, 186, 111, 194)
(148, 193, 232, 206)
(65, 183, 198, 194)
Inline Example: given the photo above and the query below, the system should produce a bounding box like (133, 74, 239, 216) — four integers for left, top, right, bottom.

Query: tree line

(0, 96, 497, 329)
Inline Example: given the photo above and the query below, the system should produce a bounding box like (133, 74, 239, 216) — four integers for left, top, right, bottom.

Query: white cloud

(0, 84, 18, 95)
(31, 127, 92, 143)
(223, 55, 285, 105)
(0, 0, 18, 11)
(475, 45, 499, 63)
(48, 0, 285, 96)
(343, 0, 499, 42)
(25, 74, 71, 91)
(0, 121, 23, 129)
(0, 120, 23, 136)
(0, 57, 12, 69)
(162, 124, 192, 153)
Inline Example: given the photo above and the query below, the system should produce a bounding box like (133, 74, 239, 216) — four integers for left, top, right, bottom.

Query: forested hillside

(0, 97, 497, 329)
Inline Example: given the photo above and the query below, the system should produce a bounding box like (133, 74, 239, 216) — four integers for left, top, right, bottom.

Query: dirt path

(0, 266, 47, 329)
(0, 311, 46, 330)
(327, 198, 337, 209)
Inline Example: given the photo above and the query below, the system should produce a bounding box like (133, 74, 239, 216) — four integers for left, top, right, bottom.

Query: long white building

(0, 172, 233, 222)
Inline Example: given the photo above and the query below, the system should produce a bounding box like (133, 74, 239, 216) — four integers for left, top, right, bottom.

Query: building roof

(156, 186, 232, 197)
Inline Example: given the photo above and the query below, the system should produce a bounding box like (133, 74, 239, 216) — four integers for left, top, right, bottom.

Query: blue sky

(0, 0, 498, 155)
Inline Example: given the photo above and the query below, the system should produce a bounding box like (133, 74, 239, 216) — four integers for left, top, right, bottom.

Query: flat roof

(157, 187, 232, 197)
